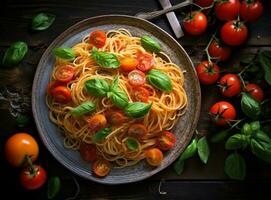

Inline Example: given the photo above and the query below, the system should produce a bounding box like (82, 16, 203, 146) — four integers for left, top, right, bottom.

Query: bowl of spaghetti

(32, 15, 201, 184)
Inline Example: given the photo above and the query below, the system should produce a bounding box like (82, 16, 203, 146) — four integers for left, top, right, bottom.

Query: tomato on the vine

(183, 11, 208, 36)
(240, 0, 263, 22)
(20, 165, 47, 190)
(194, 0, 214, 7)
(208, 39, 232, 62)
(196, 61, 220, 85)
(219, 74, 241, 97)
(209, 101, 236, 126)
(245, 83, 264, 102)
(214, 0, 241, 21)
(220, 20, 248, 46)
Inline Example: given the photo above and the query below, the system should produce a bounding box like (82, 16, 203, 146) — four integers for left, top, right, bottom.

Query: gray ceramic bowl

(32, 15, 201, 184)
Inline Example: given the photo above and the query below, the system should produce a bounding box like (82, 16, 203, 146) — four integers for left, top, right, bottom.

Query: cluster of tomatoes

(4, 133, 47, 190)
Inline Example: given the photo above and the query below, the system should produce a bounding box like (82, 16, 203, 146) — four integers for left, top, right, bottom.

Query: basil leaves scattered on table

(124, 102, 152, 118)
(224, 152, 246, 181)
(125, 138, 139, 151)
(53, 47, 76, 60)
(141, 35, 161, 53)
(197, 136, 210, 164)
(259, 50, 271, 85)
(2, 41, 28, 67)
(147, 69, 172, 92)
(32, 13, 55, 31)
(70, 102, 96, 116)
(85, 78, 110, 97)
(93, 128, 111, 143)
(91, 47, 120, 68)
(241, 93, 261, 119)
(47, 176, 61, 199)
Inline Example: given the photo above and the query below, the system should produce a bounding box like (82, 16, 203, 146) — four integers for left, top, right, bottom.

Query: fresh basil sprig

(124, 102, 152, 118)
(47, 176, 61, 199)
(32, 13, 55, 31)
(225, 134, 250, 150)
(197, 136, 210, 164)
(141, 35, 161, 53)
(70, 102, 96, 116)
(93, 128, 111, 143)
(2, 41, 28, 67)
(91, 47, 120, 68)
(259, 50, 271, 85)
(53, 47, 75, 60)
(108, 76, 129, 108)
(147, 69, 172, 92)
(241, 93, 261, 119)
(224, 152, 246, 180)
(125, 138, 139, 151)
(85, 78, 110, 97)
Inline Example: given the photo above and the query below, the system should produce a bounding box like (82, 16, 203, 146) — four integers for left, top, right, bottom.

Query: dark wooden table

(0, 0, 271, 199)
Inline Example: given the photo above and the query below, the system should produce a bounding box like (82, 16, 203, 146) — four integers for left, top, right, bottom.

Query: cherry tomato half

(156, 131, 176, 151)
(183, 11, 208, 36)
(209, 101, 236, 126)
(245, 83, 264, 102)
(128, 124, 148, 140)
(79, 142, 97, 162)
(92, 159, 111, 177)
(120, 57, 138, 73)
(128, 70, 146, 86)
(136, 52, 154, 72)
(89, 30, 107, 48)
(214, 0, 240, 21)
(240, 0, 263, 22)
(194, 0, 214, 7)
(105, 110, 128, 125)
(51, 86, 72, 103)
(220, 20, 248, 46)
(20, 165, 47, 190)
(208, 40, 232, 62)
(196, 61, 220, 85)
(88, 114, 107, 132)
(5, 133, 39, 167)
(145, 148, 163, 166)
(46, 81, 65, 96)
(133, 86, 150, 102)
(54, 65, 75, 83)
(219, 74, 241, 97)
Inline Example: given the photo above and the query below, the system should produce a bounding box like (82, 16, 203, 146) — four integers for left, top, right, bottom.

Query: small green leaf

(197, 136, 210, 164)
(147, 69, 172, 92)
(210, 130, 229, 143)
(109, 90, 129, 109)
(253, 130, 271, 144)
(70, 102, 96, 116)
(85, 78, 110, 97)
(93, 128, 111, 143)
(250, 121, 260, 132)
(224, 152, 246, 180)
(53, 47, 75, 60)
(125, 138, 139, 151)
(141, 35, 161, 53)
(32, 13, 55, 31)
(91, 47, 120, 68)
(124, 102, 152, 118)
(179, 138, 197, 161)
(250, 138, 271, 163)
(241, 123, 253, 135)
(259, 50, 271, 85)
(110, 76, 119, 91)
(47, 176, 61, 199)
(225, 134, 249, 150)
(174, 159, 184, 175)
(241, 93, 261, 119)
(2, 41, 28, 67)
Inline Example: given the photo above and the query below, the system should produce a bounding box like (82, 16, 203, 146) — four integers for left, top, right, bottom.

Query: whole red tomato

(214, 0, 241, 21)
(196, 61, 220, 85)
(20, 165, 47, 190)
(219, 74, 241, 97)
(209, 101, 236, 126)
(220, 20, 248, 46)
(240, 0, 263, 22)
(245, 83, 264, 102)
(194, 0, 214, 7)
(208, 40, 232, 62)
(183, 11, 208, 36)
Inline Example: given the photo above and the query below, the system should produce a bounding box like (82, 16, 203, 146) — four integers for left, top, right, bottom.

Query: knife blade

(158, 0, 184, 38)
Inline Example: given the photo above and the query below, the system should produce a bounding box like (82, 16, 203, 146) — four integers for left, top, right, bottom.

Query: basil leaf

(250, 138, 271, 163)
(2, 41, 28, 67)
(241, 93, 261, 119)
(47, 176, 61, 199)
(93, 128, 111, 143)
(16, 114, 30, 128)
(225, 134, 249, 150)
(224, 152, 246, 180)
(250, 121, 260, 132)
(91, 47, 120, 68)
(85, 78, 110, 97)
(32, 13, 55, 31)
(197, 136, 209, 164)
(110, 76, 119, 91)
(109, 90, 129, 109)
(147, 69, 172, 92)
(179, 138, 197, 161)
(125, 138, 139, 151)
(241, 123, 252, 135)
(253, 130, 271, 144)
(53, 47, 75, 60)
(210, 130, 229, 143)
(259, 50, 271, 85)
(70, 102, 96, 116)
(124, 102, 152, 118)
(174, 159, 184, 175)
(141, 35, 161, 53)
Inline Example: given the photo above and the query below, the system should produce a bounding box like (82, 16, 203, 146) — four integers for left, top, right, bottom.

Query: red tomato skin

(105, 111, 128, 125)
(46, 81, 65, 96)
(209, 101, 236, 126)
(219, 74, 241, 97)
(89, 30, 106, 48)
(245, 83, 264, 102)
(183, 11, 208, 36)
(20, 165, 47, 190)
(55, 65, 75, 83)
(220, 20, 248, 46)
(128, 124, 148, 140)
(79, 142, 97, 162)
(214, 0, 241, 21)
(92, 159, 111, 177)
(240, 0, 263, 22)
(208, 40, 232, 61)
(156, 131, 176, 151)
(132, 86, 150, 103)
(128, 70, 146, 86)
(136, 52, 154, 72)
(196, 61, 220, 85)
(194, 0, 214, 7)
(51, 86, 72, 103)
(145, 148, 164, 166)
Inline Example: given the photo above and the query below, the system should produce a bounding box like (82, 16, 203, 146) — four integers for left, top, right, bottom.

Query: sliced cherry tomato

(88, 114, 107, 132)
(240, 0, 263, 22)
(128, 70, 146, 86)
(214, 0, 240, 21)
(51, 86, 72, 103)
(208, 40, 232, 62)
(194, 0, 214, 7)
(92, 159, 111, 177)
(136, 52, 154, 72)
(105, 110, 128, 125)
(4, 133, 39, 167)
(145, 148, 163, 166)
(183, 11, 208, 36)
(219, 74, 241, 97)
(46, 81, 65, 96)
(196, 61, 220, 85)
(220, 20, 248, 46)
(156, 131, 176, 151)
(133, 86, 150, 102)
(79, 142, 97, 162)
(120, 57, 138, 73)
(245, 83, 264, 102)
(89, 30, 106, 48)
(209, 101, 236, 126)
(20, 165, 47, 190)
(55, 65, 75, 83)
(128, 124, 148, 140)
